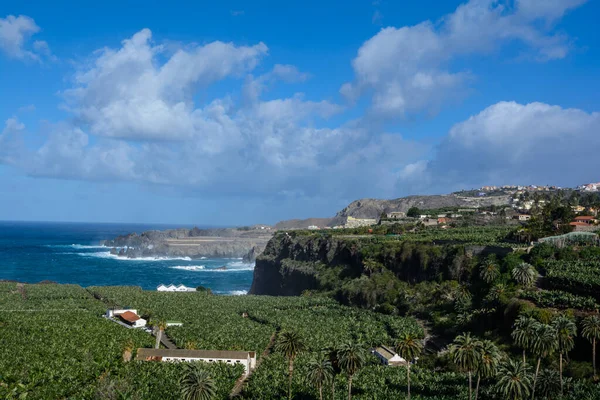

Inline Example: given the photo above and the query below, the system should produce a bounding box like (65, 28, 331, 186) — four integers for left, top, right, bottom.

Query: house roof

(575, 216, 596, 221)
(119, 311, 141, 323)
(374, 346, 397, 360)
(570, 222, 590, 226)
(136, 348, 255, 361)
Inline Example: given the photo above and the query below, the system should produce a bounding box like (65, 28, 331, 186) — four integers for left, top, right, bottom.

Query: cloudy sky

(0, 0, 599, 225)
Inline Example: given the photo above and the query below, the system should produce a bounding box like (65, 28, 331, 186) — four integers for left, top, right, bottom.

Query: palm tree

(336, 342, 367, 400)
(275, 330, 305, 400)
(449, 333, 480, 400)
(530, 323, 558, 399)
(179, 364, 216, 400)
(495, 359, 533, 400)
(305, 357, 334, 400)
(153, 320, 167, 349)
(396, 333, 423, 400)
(122, 339, 134, 362)
(552, 315, 577, 395)
(512, 263, 537, 287)
(582, 314, 600, 378)
(536, 369, 561, 399)
(480, 259, 500, 284)
(512, 315, 538, 363)
(474, 340, 500, 400)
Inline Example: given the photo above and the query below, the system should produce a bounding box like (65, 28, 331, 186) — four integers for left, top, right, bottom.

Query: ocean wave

(46, 244, 107, 250)
(215, 290, 248, 295)
(75, 251, 192, 262)
(170, 265, 205, 271)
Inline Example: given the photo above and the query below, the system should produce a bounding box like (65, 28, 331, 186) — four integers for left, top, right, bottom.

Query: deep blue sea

(0, 221, 253, 294)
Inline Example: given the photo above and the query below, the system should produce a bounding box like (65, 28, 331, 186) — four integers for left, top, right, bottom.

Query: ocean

(0, 221, 253, 294)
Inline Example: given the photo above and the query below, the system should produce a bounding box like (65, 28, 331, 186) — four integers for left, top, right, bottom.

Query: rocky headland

(103, 226, 273, 261)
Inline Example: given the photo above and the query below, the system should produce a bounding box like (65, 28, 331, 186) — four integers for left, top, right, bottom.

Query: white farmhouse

(136, 348, 257, 375)
(157, 284, 195, 292)
(118, 311, 147, 328)
(373, 346, 407, 366)
(106, 308, 138, 318)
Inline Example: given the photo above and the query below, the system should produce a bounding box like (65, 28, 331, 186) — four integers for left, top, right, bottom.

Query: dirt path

(229, 330, 278, 398)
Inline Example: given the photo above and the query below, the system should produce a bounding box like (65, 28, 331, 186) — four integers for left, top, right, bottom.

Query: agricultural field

(1, 283, 425, 399)
(544, 260, 600, 297)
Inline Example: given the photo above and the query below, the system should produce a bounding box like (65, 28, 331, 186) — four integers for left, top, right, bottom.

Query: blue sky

(0, 0, 599, 225)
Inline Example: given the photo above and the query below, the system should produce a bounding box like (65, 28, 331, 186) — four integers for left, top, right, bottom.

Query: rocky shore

(103, 226, 272, 261)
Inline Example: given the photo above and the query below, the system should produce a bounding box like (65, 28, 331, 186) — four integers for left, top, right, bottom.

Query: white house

(373, 346, 407, 366)
(157, 284, 195, 292)
(118, 311, 147, 328)
(136, 348, 257, 375)
(106, 308, 138, 318)
(166, 321, 184, 327)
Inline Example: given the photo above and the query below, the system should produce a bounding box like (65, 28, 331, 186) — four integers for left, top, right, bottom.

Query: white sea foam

(46, 244, 107, 249)
(227, 290, 247, 296)
(200, 257, 207, 260)
(76, 251, 192, 262)
(170, 265, 206, 271)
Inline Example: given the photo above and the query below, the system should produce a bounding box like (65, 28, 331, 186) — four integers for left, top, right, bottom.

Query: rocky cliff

(249, 232, 513, 297)
(103, 227, 272, 260)
(329, 194, 512, 226)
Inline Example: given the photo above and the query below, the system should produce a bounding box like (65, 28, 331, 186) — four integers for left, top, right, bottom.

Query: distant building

(438, 217, 451, 225)
(166, 321, 183, 327)
(572, 205, 586, 213)
(516, 214, 532, 221)
(344, 216, 377, 228)
(387, 211, 406, 219)
(136, 348, 257, 375)
(372, 346, 407, 366)
(574, 216, 597, 225)
(307, 225, 320, 230)
(106, 308, 138, 318)
(119, 311, 147, 328)
(570, 222, 598, 233)
(157, 284, 195, 292)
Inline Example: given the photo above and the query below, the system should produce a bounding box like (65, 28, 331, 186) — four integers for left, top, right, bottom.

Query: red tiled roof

(119, 311, 140, 323)
(570, 222, 590, 226)
(575, 216, 595, 221)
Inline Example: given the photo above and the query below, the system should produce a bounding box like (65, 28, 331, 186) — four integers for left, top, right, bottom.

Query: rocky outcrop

(329, 194, 511, 226)
(103, 227, 272, 259)
(249, 234, 363, 296)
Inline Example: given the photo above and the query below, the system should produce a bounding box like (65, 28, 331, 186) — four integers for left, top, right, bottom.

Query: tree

(581, 314, 600, 378)
(396, 333, 423, 400)
(152, 320, 167, 349)
(511, 263, 537, 288)
(122, 340, 134, 363)
(179, 364, 216, 400)
(552, 315, 577, 395)
(449, 333, 480, 400)
(512, 315, 538, 363)
(495, 359, 533, 400)
(536, 369, 562, 399)
(305, 356, 334, 400)
(275, 330, 305, 400)
(474, 340, 500, 400)
(530, 323, 558, 400)
(480, 258, 500, 284)
(407, 207, 421, 218)
(336, 342, 367, 400)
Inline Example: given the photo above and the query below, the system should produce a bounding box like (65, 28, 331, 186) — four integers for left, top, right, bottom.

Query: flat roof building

(136, 348, 257, 374)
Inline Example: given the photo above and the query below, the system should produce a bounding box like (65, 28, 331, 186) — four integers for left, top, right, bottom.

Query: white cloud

(342, 0, 587, 117)
(64, 29, 268, 140)
(2, 28, 422, 202)
(420, 101, 600, 190)
(0, 15, 53, 61)
(0, 118, 25, 164)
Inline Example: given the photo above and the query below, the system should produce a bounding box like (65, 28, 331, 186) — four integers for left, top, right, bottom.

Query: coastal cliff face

(103, 227, 272, 260)
(249, 233, 512, 297)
